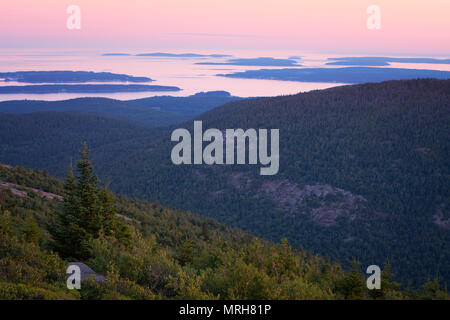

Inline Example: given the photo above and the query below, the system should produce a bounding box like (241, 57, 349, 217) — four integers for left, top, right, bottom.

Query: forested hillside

(0, 98, 188, 127)
(1, 79, 449, 287)
(0, 111, 155, 177)
(129, 91, 242, 115)
(3, 160, 437, 300)
(95, 79, 450, 287)
(0, 91, 241, 127)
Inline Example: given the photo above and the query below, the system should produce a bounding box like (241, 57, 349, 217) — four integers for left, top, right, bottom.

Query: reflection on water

(0, 49, 448, 101)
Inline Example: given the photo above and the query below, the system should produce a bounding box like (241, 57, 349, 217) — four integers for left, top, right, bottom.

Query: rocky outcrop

(433, 203, 450, 230)
(218, 171, 368, 227)
(0, 181, 63, 200)
(67, 262, 105, 283)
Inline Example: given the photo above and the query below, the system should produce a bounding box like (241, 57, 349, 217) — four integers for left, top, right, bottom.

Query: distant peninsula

(197, 57, 301, 67)
(0, 71, 152, 83)
(326, 57, 450, 66)
(0, 84, 180, 94)
(135, 52, 231, 58)
(218, 67, 450, 84)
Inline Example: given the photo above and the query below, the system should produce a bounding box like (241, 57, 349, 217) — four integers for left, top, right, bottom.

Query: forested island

(218, 67, 450, 83)
(0, 71, 152, 83)
(135, 52, 231, 58)
(102, 53, 132, 56)
(0, 84, 181, 94)
(326, 57, 450, 66)
(197, 57, 301, 66)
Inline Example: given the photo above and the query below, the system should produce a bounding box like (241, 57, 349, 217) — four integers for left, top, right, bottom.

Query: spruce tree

(51, 143, 129, 260)
(50, 158, 87, 259)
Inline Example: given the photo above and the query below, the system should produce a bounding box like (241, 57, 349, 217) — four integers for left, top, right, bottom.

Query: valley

(1, 79, 448, 287)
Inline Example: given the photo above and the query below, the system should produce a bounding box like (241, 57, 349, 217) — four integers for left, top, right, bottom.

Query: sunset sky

(0, 0, 449, 55)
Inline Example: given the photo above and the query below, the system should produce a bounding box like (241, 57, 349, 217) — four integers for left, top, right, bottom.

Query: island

(0, 71, 152, 83)
(196, 57, 301, 67)
(0, 84, 181, 94)
(135, 52, 231, 58)
(102, 53, 132, 56)
(217, 67, 450, 84)
(326, 57, 450, 66)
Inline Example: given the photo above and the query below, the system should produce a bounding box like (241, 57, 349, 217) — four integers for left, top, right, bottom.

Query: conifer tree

(201, 221, 210, 241)
(51, 143, 129, 260)
(178, 239, 194, 266)
(50, 157, 88, 259)
(21, 214, 41, 244)
(334, 260, 366, 299)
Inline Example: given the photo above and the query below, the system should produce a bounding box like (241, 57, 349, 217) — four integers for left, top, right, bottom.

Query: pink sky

(0, 0, 449, 55)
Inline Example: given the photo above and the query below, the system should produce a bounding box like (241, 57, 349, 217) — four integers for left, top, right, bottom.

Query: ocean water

(0, 49, 449, 101)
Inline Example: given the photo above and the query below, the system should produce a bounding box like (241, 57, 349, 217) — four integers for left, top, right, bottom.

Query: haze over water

(1, 49, 450, 102)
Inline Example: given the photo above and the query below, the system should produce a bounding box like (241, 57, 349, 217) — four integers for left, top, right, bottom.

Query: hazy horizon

(1, 0, 449, 56)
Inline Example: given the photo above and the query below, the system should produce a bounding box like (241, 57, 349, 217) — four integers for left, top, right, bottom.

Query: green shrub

(0, 282, 78, 300)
